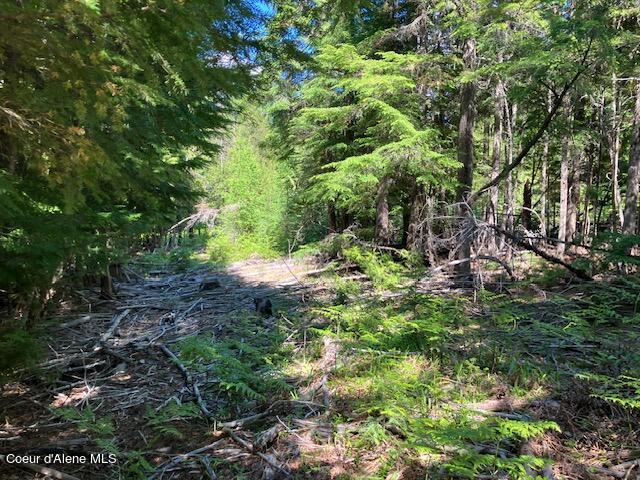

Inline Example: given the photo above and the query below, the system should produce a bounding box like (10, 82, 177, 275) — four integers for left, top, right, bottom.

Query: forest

(1, 1, 640, 479)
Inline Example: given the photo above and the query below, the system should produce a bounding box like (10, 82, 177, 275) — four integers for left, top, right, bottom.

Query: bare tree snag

(100, 268, 114, 299)
(407, 184, 426, 250)
(503, 102, 518, 235)
(540, 91, 552, 237)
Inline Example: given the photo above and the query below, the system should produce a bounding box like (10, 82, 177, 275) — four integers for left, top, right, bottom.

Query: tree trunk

(375, 176, 393, 245)
(100, 270, 114, 299)
(582, 148, 594, 238)
(455, 37, 477, 278)
(328, 203, 337, 234)
(623, 80, 640, 235)
(540, 92, 552, 238)
(566, 148, 581, 247)
(540, 140, 549, 237)
(522, 179, 532, 231)
(402, 193, 412, 248)
(610, 74, 624, 230)
(557, 101, 572, 254)
(489, 81, 505, 232)
(503, 102, 517, 235)
(339, 210, 350, 232)
(406, 184, 427, 251)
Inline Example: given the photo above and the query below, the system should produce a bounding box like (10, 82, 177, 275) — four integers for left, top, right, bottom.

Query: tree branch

(490, 226, 593, 281)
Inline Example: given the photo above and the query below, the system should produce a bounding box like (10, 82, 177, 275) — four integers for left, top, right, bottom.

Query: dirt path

(0, 257, 324, 480)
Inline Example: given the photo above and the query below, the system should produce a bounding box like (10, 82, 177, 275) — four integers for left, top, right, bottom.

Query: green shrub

(0, 328, 43, 381)
(207, 230, 280, 265)
(343, 246, 406, 290)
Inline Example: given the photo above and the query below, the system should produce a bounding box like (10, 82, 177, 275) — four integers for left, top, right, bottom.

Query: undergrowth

(315, 291, 559, 479)
(57, 405, 119, 455)
(135, 234, 209, 272)
(0, 327, 43, 382)
(176, 314, 291, 410)
(294, 260, 640, 479)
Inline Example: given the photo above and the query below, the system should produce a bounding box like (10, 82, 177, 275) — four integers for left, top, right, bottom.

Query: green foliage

(353, 418, 391, 448)
(58, 405, 115, 436)
(200, 108, 288, 264)
(0, 328, 43, 380)
(404, 404, 558, 478)
(124, 451, 155, 480)
(177, 325, 290, 406)
(137, 234, 209, 272)
(444, 451, 547, 480)
(321, 294, 464, 354)
(207, 233, 281, 265)
(297, 45, 457, 206)
(523, 265, 572, 288)
(576, 373, 640, 410)
(320, 288, 560, 479)
(0, 0, 259, 321)
(343, 246, 406, 290)
(594, 232, 640, 267)
(145, 401, 201, 440)
(57, 405, 118, 453)
(332, 275, 363, 303)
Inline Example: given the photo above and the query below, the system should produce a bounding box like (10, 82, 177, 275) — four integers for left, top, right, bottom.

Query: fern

(145, 401, 201, 439)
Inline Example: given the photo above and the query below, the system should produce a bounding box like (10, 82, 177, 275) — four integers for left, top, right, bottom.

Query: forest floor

(1, 245, 640, 480)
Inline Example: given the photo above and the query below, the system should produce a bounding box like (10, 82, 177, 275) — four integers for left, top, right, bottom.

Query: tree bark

(454, 37, 477, 277)
(582, 148, 594, 238)
(375, 176, 393, 245)
(623, 80, 640, 235)
(503, 102, 517, 235)
(327, 203, 337, 234)
(100, 269, 114, 299)
(406, 184, 426, 251)
(566, 148, 581, 246)
(489, 81, 505, 232)
(557, 107, 571, 254)
(540, 91, 552, 237)
(540, 140, 549, 237)
(522, 179, 532, 231)
(609, 74, 624, 230)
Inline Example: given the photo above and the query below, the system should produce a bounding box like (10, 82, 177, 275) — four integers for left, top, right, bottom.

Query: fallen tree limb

(224, 428, 290, 477)
(220, 399, 326, 430)
(490, 226, 593, 281)
(158, 344, 190, 383)
(100, 309, 130, 343)
(148, 439, 225, 480)
(158, 344, 213, 419)
(592, 459, 640, 479)
(430, 255, 516, 280)
(220, 400, 288, 429)
(58, 315, 93, 330)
